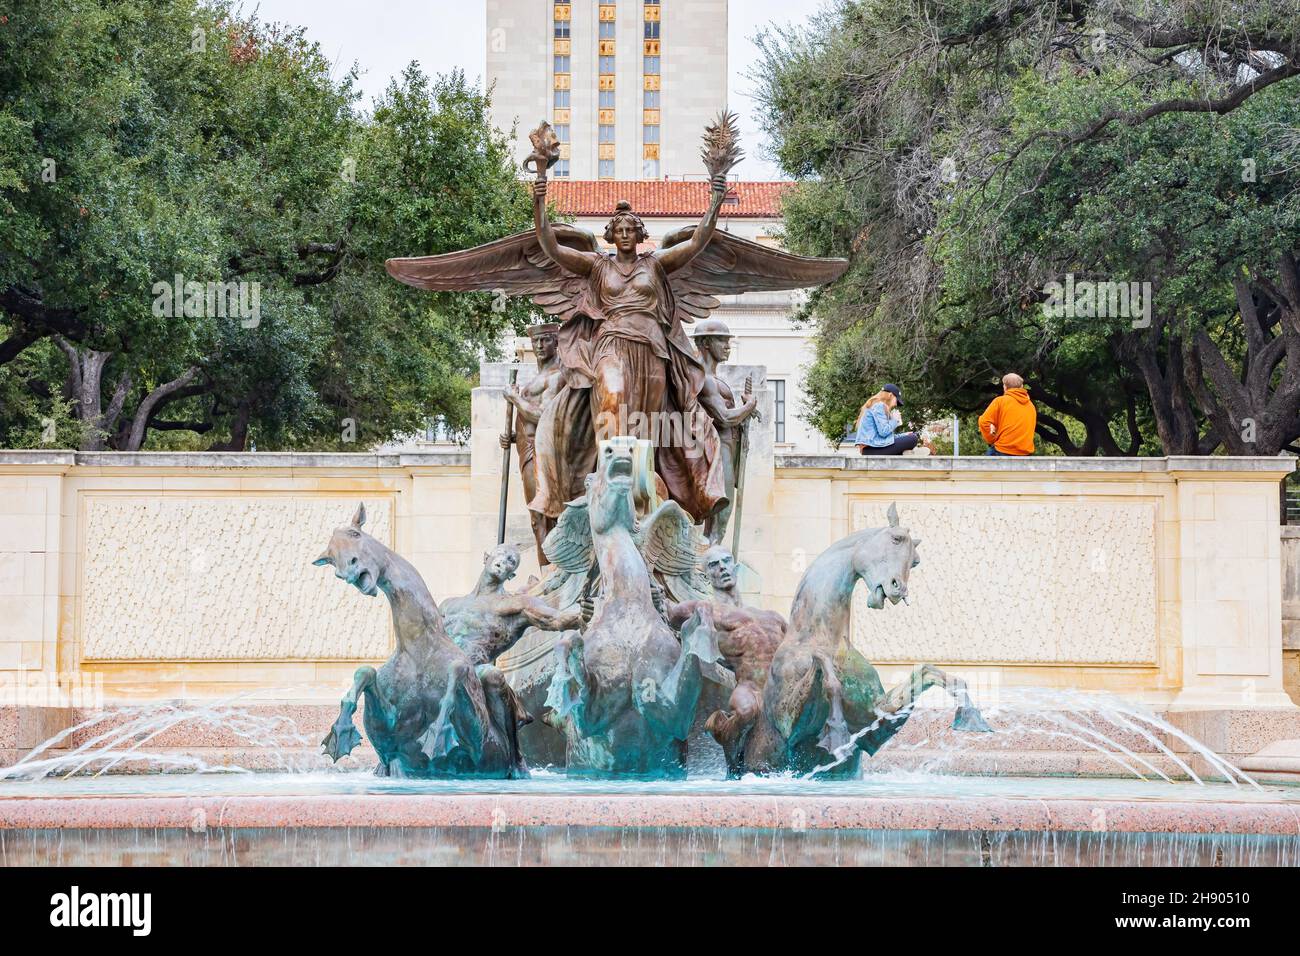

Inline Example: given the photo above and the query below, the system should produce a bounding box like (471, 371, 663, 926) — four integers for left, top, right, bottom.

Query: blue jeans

(985, 446, 1010, 457)
(860, 433, 920, 456)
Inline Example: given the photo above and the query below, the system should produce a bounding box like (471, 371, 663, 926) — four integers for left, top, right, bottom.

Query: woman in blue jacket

(853, 384, 923, 455)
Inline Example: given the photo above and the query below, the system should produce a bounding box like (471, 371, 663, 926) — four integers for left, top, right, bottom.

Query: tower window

(773, 380, 786, 443)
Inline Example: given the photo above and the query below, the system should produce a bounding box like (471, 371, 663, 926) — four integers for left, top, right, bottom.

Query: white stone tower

(486, 0, 728, 181)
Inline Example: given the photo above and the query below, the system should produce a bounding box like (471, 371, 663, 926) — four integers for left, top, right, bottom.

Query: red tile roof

(549, 180, 791, 218)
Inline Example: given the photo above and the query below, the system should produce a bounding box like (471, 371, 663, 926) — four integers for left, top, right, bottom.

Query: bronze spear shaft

(498, 367, 517, 545)
(730, 374, 752, 562)
(499, 122, 559, 546)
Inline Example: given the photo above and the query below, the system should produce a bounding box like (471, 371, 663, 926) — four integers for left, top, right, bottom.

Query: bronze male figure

(314, 505, 524, 778)
(662, 546, 786, 775)
(691, 319, 760, 546)
(500, 323, 566, 565)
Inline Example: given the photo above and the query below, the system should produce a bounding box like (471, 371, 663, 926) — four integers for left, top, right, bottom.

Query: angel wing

(636, 500, 696, 575)
(542, 496, 594, 575)
(385, 224, 600, 321)
(658, 228, 849, 323)
(636, 500, 712, 601)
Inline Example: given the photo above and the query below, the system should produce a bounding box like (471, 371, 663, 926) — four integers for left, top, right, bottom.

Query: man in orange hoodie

(978, 373, 1037, 456)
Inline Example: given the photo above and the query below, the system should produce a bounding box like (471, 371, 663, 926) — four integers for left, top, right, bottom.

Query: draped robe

(530, 252, 726, 523)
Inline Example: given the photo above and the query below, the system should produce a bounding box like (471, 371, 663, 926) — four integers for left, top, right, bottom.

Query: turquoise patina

(314, 505, 526, 779)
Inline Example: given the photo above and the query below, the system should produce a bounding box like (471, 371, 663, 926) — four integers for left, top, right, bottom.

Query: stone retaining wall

(0, 449, 1294, 717)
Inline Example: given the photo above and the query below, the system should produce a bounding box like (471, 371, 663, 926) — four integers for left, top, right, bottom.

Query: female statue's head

(604, 200, 649, 252)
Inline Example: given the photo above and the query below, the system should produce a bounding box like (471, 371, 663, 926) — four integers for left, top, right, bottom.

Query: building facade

(487, 0, 728, 181)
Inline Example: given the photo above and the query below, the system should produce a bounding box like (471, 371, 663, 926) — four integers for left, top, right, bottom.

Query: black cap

(882, 383, 902, 407)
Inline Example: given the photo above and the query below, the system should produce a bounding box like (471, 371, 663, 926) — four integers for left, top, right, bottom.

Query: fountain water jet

(0, 695, 319, 781)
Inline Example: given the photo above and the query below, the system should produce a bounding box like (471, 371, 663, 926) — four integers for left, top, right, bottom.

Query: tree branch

(123, 367, 203, 451)
(0, 324, 44, 365)
(0, 287, 89, 341)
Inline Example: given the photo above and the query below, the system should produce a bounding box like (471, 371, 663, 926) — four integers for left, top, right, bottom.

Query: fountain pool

(2, 687, 1296, 867)
(2, 770, 1297, 867)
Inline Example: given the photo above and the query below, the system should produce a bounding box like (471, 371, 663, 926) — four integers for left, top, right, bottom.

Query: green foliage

(300, 66, 536, 448)
(0, 340, 88, 447)
(754, 0, 1300, 455)
(0, 0, 534, 450)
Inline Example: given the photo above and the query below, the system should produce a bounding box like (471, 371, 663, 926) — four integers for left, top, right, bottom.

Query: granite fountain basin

(2, 771, 1298, 866)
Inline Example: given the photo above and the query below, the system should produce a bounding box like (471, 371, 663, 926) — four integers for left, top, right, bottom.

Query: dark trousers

(859, 433, 920, 455)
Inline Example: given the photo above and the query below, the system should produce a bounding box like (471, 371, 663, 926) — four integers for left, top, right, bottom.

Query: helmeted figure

(500, 323, 566, 564)
(690, 319, 760, 545)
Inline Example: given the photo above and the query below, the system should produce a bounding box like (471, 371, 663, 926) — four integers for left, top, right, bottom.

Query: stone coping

(0, 449, 470, 470)
(0, 449, 1292, 475)
(775, 453, 1298, 476)
(1, 793, 1297, 834)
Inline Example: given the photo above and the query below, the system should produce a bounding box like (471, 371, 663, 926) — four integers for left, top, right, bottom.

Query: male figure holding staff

(501, 323, 566, 565)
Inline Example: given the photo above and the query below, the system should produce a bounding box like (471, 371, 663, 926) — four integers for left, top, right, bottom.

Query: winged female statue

(385, 113, 849, 526)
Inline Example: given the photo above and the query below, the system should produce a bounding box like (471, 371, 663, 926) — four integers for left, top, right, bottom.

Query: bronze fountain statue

(734, 504, 992, 778)
(385, 112, 849, 533)
(662, 545, 788, 774)
(314, 505, 526, 778)
(441, 543, 582, 666)
(314, 115, 990, 780)
(439, 542, 583, 770)
(542, 438, 734, 777)
(690, 320, 760, 546)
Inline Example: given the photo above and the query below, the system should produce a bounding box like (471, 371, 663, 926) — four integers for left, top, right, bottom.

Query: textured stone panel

(81, 497, 393, 661)
(851, 498, 1158, 665)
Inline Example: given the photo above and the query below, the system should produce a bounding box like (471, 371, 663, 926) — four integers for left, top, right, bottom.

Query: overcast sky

(244, 0, 825, 179)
